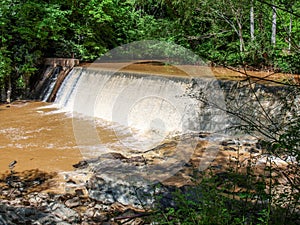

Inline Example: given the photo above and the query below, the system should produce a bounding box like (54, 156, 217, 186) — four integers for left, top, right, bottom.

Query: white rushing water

(54, 67, 227, 137)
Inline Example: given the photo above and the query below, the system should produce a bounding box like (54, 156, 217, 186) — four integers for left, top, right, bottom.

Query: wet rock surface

(1, 134, 294, 224)
(0, 190, 149, 225)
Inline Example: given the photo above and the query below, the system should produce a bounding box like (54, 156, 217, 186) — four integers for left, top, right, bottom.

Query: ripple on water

(0, 101, 83, 172)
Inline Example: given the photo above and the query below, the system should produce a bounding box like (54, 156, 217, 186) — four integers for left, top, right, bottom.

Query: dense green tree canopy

(0, 0, 299, 99)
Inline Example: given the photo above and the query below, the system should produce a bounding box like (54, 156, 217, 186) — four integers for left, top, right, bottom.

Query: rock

(220, 140, 235, 146)
(247, 147, 260, 154)
(210, 165, 223, 170)
(75, 188, 85, 196)
(47, 202, 79, 223)
(87, 171, 167, 208)
(103, 222, 116, 225)
(64, 197, 81, 208)
(125, 156, 146, 164)
(243, 142, 252, 146)
(34, 214, 66, 225)
(0, 203, 58, 225)
(112, 209, 146, 225)
(223, 146, 237, 151)
(86, 201, 96, 208)
(81, 206, 109, 224)
(66, 179, 76, 184)
(145, 141, 178, 153)
(84, 208, 95, 218)
(107, 152, 128, 160)
(198, 132, 210, 138)
(0, 214, 8, 225)
(10, 199, 22, 205)
(73, 160, 88, 169)
(56, 222, 72, 225)
(28, 193, 48, 207)
(93, 211, 108, 222)
(59, 171, 91, 195)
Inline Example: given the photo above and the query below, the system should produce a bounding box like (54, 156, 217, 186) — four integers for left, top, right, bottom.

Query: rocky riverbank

(0, 190, 151, 224)
(2, 133, 295, 224)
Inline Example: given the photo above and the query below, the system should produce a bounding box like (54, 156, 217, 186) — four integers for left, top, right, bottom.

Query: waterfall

(54, 67, 228, 136)
(40, 67, 61, 101)
(53, 66, 297, 142)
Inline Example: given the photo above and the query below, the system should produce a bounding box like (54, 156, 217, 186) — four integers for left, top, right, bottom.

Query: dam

(1, 57, 295, 174)
(53, 66, 228, 154)
(0, 57, 298, 214)
(1, 57, 292, 174)
(28, 59, 295, 182)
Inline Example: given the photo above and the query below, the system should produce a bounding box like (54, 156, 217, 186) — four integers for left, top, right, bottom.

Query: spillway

(54, 67, 227, 137)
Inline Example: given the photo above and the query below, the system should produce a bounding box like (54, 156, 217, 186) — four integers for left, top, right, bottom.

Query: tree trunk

(6, 75, 11, 104)
(271, 4, 277, 45)
(250, 0, 255, 41)
(288, 14, 292, 53)
(229, 4, 244, 53)
(238, 21, 244, 52)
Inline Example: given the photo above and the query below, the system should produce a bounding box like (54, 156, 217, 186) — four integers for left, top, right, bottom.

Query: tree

(0, 0, 73, 99)
(1, 0, 299, 100)
(0, 0, 145, 98)
(250, 0, 255, 41)
(271, 1, 277, 45)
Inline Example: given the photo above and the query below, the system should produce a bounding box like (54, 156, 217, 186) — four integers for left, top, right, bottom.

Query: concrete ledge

(32, 58, 80, 101)
(44, 58, 80, 68)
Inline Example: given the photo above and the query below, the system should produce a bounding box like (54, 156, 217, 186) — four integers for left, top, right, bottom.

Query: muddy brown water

(0, 101, 83, 173)
(0, 101, 160, 174)
(84, 62, 299, 84)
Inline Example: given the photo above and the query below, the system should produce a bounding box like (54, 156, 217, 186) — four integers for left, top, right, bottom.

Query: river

(0, 101, 82, 173)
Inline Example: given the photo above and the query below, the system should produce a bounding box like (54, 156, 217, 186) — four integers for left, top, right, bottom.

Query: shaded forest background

(0, 0, 299, 99)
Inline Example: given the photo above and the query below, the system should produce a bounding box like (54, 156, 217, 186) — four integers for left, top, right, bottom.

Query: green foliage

(274, 53, 300, 73)
(0, 50, 12, 89)
(0, 0, 73, 97)
(150, 150, 299, 225)
(0, 0, 300, 98)
(150, 170, 272, 225)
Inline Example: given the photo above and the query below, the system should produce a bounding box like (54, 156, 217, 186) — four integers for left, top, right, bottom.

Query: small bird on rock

(9, 160, 17, 171)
